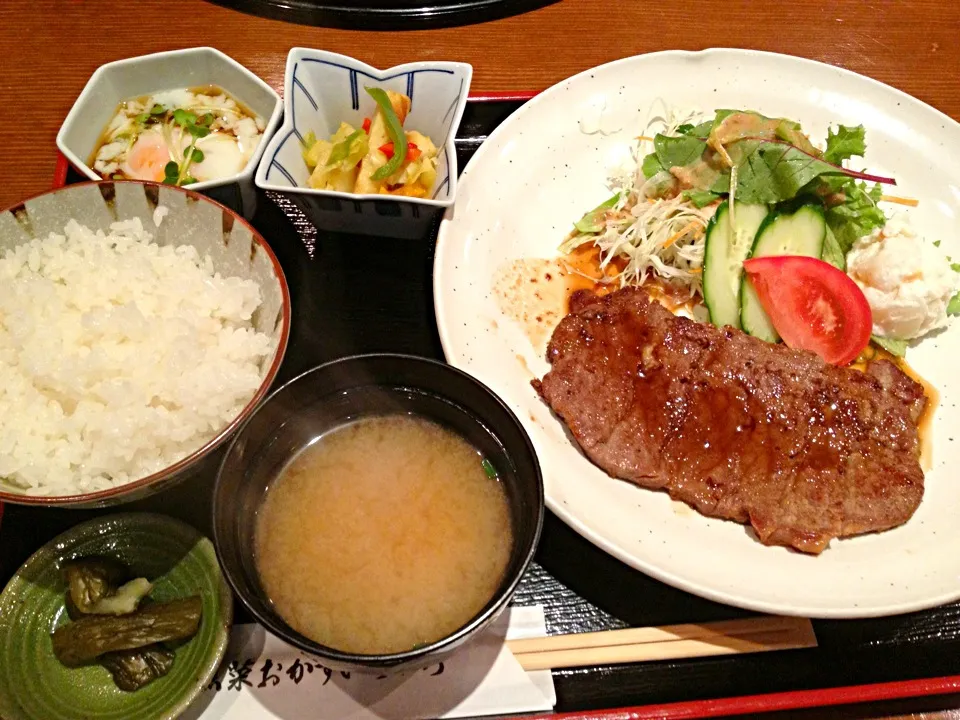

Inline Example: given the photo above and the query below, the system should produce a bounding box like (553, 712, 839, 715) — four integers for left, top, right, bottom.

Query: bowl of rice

(0, 181, 290, 507)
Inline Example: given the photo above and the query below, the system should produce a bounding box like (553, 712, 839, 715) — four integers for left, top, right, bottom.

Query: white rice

(0, 218, 274, 496)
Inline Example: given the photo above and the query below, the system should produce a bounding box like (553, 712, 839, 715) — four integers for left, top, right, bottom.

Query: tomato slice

(742, 255, 872, 365)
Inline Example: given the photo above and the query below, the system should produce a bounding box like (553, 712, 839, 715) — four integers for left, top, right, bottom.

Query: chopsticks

(507, 616, 817, 671)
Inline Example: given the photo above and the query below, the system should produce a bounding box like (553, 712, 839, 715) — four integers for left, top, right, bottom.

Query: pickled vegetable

(88, 578, 154, 616)
(54, 554, 199, 691)
(51, 596, 202, 667)
(62, 556, 128, 614)
(101, 646, 176, 692)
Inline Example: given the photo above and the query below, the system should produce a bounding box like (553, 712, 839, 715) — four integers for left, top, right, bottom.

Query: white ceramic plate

(434, 49, 960, 618)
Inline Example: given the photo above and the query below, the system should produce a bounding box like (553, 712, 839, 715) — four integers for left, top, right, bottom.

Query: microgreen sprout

(162, 111, 214, 186)
(135, 104, 167, 126)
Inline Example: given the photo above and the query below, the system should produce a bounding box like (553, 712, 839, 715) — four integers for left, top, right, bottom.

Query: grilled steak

(534, 288, 927, 554)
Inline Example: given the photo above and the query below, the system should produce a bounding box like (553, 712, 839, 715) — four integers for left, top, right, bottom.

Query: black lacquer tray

(206, 0, 559, 31)
(4, 99, 960, 720)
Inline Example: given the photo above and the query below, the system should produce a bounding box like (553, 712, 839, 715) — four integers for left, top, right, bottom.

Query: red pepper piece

(362, 117, 371, 133)
(407, 143, 421, 162)
(378, 142, 394, 159)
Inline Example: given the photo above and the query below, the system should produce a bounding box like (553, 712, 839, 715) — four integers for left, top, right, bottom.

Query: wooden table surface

(2, 0, 959, 718)
(1, 0, 958, 209)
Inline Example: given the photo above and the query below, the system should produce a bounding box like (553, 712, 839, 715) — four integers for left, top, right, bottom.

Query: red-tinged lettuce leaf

(728, 137, 895, 205)
(709, 110, 819, 156)
(639, 114, 891, 216)
(774, 120, 819, 156)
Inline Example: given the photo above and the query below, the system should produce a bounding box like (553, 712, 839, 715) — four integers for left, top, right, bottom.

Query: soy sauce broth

(89, 85, 265, 185)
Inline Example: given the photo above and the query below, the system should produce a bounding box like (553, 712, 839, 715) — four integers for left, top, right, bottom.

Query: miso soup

(254, 414, 513, 655)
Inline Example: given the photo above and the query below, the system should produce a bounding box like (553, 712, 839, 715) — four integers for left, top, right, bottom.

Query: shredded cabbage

(385, 131, 438, 195)
(562, 104, 717, 297)
(304, 122, 369, 192)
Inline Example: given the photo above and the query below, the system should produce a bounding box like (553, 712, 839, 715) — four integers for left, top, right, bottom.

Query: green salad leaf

(708, 108, 739, 129)
(728, 139, 852, 204)
(653, 134, 706, 170)
(820, 226, 847, 271)
(683, 189, 722, 208)
(823, 124, 867, 164)
(615, 110, 896, 284)
(642, 131, 890, 207)
(678, 120, 714, 137)
(574, 193, 621, 234)
(638, 112, 893, 253)
(641, 153, 664, 178)
(706, 110, 819, 156)
(824, 180, 885, 253)
(872, 335, 908, 357)
(948, 293, 960, 316)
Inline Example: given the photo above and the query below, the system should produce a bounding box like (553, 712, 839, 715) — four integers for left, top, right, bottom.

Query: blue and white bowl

(255, 48, 472, 239)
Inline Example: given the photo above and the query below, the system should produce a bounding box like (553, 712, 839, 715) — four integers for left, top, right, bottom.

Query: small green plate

(0, 513, 233, 720)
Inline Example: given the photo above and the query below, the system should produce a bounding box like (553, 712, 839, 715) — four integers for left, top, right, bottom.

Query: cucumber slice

(739, 204, 827, 342)
(702, 201, 769, 329)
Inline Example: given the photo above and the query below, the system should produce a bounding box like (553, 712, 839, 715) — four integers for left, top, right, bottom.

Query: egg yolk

(122, 133, 171, 183)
